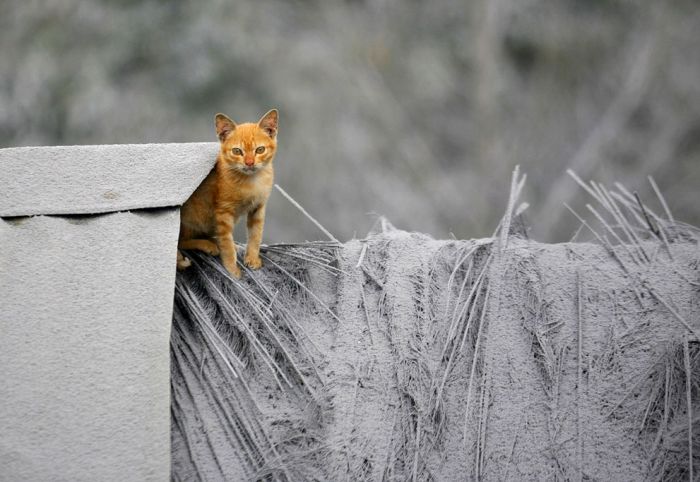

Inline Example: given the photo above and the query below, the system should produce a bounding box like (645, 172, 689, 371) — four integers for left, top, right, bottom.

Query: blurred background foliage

(1, 0, 698, 242)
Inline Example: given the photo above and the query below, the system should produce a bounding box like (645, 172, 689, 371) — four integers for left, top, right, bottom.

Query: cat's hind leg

(179, 238, 220, 256)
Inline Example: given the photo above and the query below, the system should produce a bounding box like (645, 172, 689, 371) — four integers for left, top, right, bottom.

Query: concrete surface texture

(1, 211, 178, 481)
(0, 143, 217, 217)
(172, 225, 700, 481)
(0, 143, 217, 481)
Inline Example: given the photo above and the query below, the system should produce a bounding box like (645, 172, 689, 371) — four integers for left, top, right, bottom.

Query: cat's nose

(244, 157, 254, 166)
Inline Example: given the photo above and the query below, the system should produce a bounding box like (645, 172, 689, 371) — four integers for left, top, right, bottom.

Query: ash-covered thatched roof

(172, 173, 700, 481)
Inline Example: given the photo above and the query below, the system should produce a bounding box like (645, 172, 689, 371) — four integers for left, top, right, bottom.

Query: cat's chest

(218, 174, 271, 216)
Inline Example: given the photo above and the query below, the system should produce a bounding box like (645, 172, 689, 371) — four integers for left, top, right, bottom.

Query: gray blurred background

(1, 0, 698, 243)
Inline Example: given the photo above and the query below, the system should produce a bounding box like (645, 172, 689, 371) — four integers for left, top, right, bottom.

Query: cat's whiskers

(228, 164, 263, 176)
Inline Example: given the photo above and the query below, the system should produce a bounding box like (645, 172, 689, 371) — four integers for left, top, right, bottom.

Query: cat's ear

(215, 113, 236, 142)
(258, 109, 278, 139)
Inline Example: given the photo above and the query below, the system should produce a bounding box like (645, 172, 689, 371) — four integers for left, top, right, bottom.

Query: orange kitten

(177, 109, 278, 278)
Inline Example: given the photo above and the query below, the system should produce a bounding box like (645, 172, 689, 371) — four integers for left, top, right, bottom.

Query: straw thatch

(171, 171, 700, 481)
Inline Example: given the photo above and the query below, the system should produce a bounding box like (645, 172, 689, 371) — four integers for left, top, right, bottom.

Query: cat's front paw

(244, 253, 263, 270)
(223, 258, 241, 279)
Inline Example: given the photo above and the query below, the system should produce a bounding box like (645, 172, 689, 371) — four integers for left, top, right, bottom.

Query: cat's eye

(255, 146, 265, 154)
(232, 148, 243, 156)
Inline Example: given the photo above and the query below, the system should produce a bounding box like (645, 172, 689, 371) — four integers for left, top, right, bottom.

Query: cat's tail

(177, 250, 191, 270)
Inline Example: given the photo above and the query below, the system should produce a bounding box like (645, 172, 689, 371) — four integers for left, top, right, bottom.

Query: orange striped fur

(177, 109, 278, 278)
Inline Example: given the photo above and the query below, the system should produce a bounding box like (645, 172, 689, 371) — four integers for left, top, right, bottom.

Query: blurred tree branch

(538, 33, 656, 239)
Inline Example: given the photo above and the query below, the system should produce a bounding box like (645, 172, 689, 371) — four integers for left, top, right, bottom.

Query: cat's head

(215, 109, 278, 175)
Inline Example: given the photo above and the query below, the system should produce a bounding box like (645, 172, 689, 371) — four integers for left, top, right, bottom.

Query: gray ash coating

(171, 226, 700, 481)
